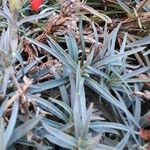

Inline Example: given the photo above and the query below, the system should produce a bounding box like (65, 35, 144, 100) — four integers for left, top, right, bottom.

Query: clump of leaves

(0, 0, 150, 150)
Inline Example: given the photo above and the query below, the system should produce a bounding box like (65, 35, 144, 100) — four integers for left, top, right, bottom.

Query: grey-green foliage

(27, 19, 150, 149)
(0, 0, 60, 149)
(0, 0, 150, 149)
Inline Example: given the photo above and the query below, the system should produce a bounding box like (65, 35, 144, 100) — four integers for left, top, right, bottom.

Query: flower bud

(30, 0, 44, 12)
(8, 0, 24, 12)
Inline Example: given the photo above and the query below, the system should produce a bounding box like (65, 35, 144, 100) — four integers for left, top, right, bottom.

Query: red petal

(30, 0, 44, 12)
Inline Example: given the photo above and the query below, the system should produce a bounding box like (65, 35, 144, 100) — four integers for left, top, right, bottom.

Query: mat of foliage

(0, 0, 150, 150)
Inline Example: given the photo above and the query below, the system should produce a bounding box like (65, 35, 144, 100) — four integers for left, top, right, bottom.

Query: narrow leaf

(43, 123, 76, 147)
(5, 99, 19, 146)
(8, 114, 43, 146)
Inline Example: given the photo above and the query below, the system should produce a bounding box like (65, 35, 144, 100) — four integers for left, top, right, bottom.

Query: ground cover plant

(0, 0, 150, 149)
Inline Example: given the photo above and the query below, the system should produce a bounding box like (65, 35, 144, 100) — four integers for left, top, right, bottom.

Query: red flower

(30, 0, 44, 12)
